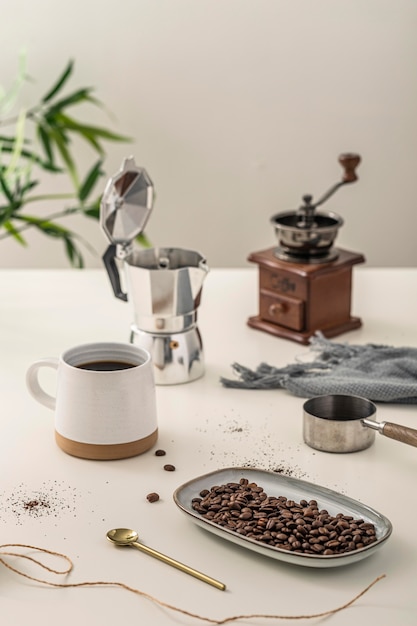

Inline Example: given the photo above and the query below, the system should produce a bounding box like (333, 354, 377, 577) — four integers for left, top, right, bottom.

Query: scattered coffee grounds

(273, 465, 300, 477)
(191, 478, 377, 556)
(0, 481, 80, 525)
(146, 492, 160, 503)
(23, 499, 50, 512)
(163, 464, 176, 472)
(155, 449, 166, 457)
(196, 416, 310, 481)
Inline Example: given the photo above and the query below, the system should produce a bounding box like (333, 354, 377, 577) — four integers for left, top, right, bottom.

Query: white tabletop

(1, 267, 416, 625)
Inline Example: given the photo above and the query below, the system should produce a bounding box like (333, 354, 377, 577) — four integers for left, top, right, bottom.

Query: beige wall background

(1, 0, 416, 269)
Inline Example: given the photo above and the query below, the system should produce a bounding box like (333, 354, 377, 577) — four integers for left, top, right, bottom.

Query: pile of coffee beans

(191, 478, 377, 556)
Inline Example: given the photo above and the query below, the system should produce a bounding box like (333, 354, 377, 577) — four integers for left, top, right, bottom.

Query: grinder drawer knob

(268, 302, 287, 316)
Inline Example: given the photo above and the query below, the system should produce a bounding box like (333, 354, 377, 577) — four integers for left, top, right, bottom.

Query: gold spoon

(106, 528, 226, 591)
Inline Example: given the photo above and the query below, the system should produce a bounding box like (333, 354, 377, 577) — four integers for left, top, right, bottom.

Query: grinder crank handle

(314, 153, 361, 207)
(338, 153, 361, 183)
(362, 419, 417, 448)
(102, 244, 128, 301)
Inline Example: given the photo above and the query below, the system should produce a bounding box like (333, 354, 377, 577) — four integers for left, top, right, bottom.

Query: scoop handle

(130, 541, 226, 590)
(364, 418, 417, 448)
(381, 422, 417, 447)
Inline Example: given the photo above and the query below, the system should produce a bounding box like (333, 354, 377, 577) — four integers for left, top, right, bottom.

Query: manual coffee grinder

(247, 153, 365, 344)
(100, 157, 209, 384)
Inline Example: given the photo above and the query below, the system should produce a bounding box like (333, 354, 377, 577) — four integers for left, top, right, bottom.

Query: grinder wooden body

(248, 153, 364, 345)
(247, 246, 364, 345)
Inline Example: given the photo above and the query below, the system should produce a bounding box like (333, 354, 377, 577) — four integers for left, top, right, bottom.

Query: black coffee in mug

(77, 360, 136, 371)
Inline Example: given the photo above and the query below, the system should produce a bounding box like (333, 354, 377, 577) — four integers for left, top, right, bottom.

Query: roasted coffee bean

(303, 507, 316, 517)
(155, 449, 166, 456)
(360, 522, 374, 530)
(309, 537, 321, 544)
(311, 543, 324, 553)
(192, 480, 377, 556)
(163, 464, 176, 471)
(146, 492, 160, 503)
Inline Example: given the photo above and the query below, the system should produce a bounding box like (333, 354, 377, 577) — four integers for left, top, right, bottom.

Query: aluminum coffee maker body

(100, 157, 209, 385)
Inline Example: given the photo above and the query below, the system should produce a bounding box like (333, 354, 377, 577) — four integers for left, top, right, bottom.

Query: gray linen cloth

(220, 333, 417, 404)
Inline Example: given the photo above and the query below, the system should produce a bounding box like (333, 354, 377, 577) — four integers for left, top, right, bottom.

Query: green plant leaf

(0, 57, 145, 267)
(56, 113, 131, 142)
(18, 178, 39, 196)
(64, 235, 84, 268)
(41, 60, 74, 103)
(47, 87, 95, 113)
(16, 215, 64, 235)
(136, 232, 152, 248)
(80, 131, 103, 154)
(0, 134, 30, 145)
(36, 123, 55, 166)
(52, 113, 132, 153)
(4, 107, 26, 177)
(0, 170, 15, 203)
(49, 128, 79, 189)
(0, 50, 27, 115)
(12, 213, 86, 267)
(17, 213, 77, 239)
(3, 219, 27, 245)
(51, 112, 104, 155)
(82, 196, 101, 219)
(0, 143, 59, 170)
(40, 160, 63, 173)
(78, 159, 103, 202)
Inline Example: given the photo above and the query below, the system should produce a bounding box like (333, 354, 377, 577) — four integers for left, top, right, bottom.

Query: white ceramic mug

(26, 342, 158, 460)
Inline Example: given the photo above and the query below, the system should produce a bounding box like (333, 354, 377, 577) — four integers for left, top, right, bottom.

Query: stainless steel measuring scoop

(303, 394, 417, 453)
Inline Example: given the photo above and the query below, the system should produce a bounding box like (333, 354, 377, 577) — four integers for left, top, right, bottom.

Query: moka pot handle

(102, 244, 128, 301)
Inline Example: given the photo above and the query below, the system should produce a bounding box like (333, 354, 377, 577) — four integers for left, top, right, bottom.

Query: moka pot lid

(100, 156, 154, 245)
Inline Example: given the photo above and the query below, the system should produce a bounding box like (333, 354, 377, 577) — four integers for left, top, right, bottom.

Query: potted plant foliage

(0, 56, 149, 267)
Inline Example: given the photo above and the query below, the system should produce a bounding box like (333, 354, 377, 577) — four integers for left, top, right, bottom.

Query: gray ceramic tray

(173, 467, 392, 568)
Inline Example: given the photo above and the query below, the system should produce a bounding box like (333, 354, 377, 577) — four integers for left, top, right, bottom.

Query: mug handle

(26, 358, 59, 410)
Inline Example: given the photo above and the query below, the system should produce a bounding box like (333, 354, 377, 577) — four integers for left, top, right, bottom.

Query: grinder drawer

(259, 289, 304, 331)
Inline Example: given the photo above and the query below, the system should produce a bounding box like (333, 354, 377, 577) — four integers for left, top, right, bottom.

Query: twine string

(1, 543, 386, 624)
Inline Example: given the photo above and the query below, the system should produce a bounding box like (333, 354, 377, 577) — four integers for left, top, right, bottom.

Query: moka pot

(100, 157, 209, 384)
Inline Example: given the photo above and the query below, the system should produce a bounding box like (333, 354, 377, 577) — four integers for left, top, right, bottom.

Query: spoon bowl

(107, 528, 139, 546)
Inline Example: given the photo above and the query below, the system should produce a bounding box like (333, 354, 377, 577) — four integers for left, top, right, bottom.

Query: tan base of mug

(55, 429, 158, 460)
